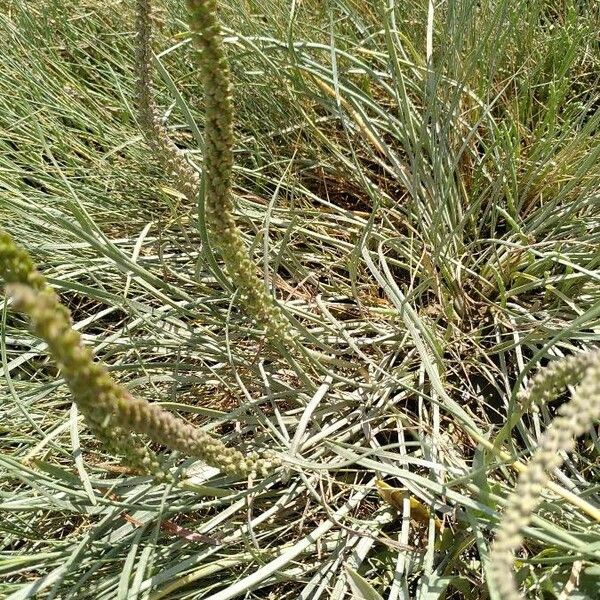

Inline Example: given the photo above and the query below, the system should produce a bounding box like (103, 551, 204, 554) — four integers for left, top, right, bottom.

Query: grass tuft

(1, 1, 599, 598)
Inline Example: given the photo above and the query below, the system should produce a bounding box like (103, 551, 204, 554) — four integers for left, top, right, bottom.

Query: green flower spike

(135, 0, 201, 200)
(1, 232, 279, 478)
(186, 0, 297, 345)
(494, 351, 600, 449)
(0, 231, 166, 478)
(135, 0, 296, 348)
(518, 351, 600, 411)
(490, 353, 600, 599)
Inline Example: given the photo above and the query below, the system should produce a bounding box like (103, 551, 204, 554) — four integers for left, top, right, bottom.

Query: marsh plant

(1, 0, 599, 599)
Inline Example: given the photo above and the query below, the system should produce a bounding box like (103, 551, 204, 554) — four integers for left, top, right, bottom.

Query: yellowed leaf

(376, 479, 441, 531)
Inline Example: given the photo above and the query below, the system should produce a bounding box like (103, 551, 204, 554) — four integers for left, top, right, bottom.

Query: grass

(0, 0, 599, 598)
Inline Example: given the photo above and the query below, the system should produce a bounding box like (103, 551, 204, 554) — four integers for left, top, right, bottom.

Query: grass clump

(0, 0, 599, 599)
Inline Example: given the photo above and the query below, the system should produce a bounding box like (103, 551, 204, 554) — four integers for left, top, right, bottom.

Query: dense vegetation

(1, 0, 599, 598)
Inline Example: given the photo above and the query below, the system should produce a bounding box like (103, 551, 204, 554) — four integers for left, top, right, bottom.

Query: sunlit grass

(1, 0, 599, 598)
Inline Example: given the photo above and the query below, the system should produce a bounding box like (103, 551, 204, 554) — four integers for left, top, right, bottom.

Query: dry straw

(490, 351, 600, 599)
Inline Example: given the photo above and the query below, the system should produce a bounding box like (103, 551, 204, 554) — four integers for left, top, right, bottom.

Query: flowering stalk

(135, 0, 296, 347)
(135, 0, 201, 200)
(517, 351, 600, 410)
(186, 0, 297, 345)
(0, 232, 166, 477)
(490, 354, 600, 599)
(493, 351, 600, 450)
(1, 231, 278, 478)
